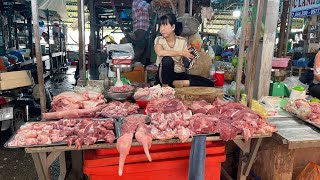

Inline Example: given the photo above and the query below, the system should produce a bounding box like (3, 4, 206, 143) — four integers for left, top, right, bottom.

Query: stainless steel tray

(4, 118, 120, 149)
(282, 108, 320, 130)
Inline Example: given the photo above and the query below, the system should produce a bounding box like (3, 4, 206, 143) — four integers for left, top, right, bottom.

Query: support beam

(284, 0, 294, 57)
(277, 0, 289, 57)
(31, 0, 46, 114)
(247, 0, 265, 108)
(27, 15, 33, 58)
(178, 0, 185, 17)
(235, 0, 249, 102)
(255, 0, 280, 99)
(78, 0, 86, 84)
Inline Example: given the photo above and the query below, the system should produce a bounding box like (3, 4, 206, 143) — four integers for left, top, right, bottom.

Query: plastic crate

(272, 57, 290, 68)
(112, 58, 132, 65)
(84, 141, 226, 180)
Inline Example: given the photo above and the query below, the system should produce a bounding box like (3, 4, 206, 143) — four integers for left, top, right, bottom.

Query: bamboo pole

(31, 0, 46, 114)
(247, 0, 265, 108)
(78, 0, 86, 84)
(235, 0, 249, 102)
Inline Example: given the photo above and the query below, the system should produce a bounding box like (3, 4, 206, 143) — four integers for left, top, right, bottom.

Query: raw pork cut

(116, 115, 151, 175)
(283, 99, 312, 119)
(134, 85, 175, 100)
(188, 99, 277, 141)
(8, 118, 116, 148)
(43, 105, 107, 119)
(116, 133, 134, 176)
(135, 123, 152, 162)
(146, 98, 192, 142)
(97, 101, 139, 118)
(51, 91, 104, 112)
(308, 102, 320, 124)
(109, 85, 135, 93)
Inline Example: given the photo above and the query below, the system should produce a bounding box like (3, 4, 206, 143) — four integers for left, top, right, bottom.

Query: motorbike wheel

(10, 108, 26, 133)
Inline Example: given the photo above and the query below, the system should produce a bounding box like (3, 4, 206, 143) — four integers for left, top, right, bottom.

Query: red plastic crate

(84, 155, 225, 180)
(84, 141, 225, 180)
(112, 58, 132, 65)
(272, 57, 290, 68)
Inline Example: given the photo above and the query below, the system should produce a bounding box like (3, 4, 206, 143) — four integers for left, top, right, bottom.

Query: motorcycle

(0, 86, 50, 133)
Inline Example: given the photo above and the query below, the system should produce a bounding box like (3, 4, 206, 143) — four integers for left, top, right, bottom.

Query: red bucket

(214, 71, 224, 87)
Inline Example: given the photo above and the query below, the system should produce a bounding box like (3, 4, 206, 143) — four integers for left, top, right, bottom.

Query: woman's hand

(182, 46, 194, 60)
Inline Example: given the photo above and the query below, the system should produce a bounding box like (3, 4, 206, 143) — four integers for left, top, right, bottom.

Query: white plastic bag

(98, 63, 108, 80)
(282, 76, 308, 90)
(218, 26, 235, 45)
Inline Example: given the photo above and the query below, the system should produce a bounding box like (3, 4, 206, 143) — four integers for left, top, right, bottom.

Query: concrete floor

(0, 66, 76, 180)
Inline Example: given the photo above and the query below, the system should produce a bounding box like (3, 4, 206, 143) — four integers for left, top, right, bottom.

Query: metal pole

(247, 0, 265, 108)
(31, 0, 46, 114)
(278, 0, 289, 57)
(284, 0, 294, 57)
(78, 0, 86, 84)
(235, 0, 249, 102)
(189, 0, 193, 15)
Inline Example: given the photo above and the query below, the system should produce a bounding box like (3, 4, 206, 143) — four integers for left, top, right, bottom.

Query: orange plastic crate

(84, 141, 226, 180)
(84, 155, 225, 180)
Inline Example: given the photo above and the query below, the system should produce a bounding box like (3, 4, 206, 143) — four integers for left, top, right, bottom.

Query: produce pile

(8, 118, 115, 148)
(284, 99, 320, 124)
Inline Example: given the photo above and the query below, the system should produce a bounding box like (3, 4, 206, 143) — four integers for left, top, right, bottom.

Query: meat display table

(24, 133, 272, 180)
(252, 115, 320, 179)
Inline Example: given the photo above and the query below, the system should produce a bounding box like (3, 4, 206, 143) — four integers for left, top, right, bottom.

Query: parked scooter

(0, 87, 51, 133)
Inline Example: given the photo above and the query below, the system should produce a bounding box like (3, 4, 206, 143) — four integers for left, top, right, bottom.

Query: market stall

(11, 0, 319, 180)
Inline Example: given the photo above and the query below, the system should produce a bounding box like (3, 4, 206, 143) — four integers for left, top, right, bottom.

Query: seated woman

(154, 13, 214, 88)
(309, 50, 320, 99)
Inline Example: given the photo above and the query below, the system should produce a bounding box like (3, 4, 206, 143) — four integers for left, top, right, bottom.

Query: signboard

(291, 18, 304, 29)
(292, 0, 320, 18)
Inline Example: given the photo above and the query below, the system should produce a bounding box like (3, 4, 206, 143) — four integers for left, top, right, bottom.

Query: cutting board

(174, 87, 224, 103)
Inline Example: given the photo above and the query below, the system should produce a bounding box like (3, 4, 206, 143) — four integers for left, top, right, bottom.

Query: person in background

(187, 32, 213, 78)
(154, 14, 214, 88)
(131, 0, 152, 65)
(309, 49, 320, 99)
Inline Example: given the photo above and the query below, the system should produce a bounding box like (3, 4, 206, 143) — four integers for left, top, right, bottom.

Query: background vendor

(154, 13, 214, 88)
(309, 50, 320, 99)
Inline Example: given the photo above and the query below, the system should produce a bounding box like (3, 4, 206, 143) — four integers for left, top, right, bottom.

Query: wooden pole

(235, 0, 249, 102)
(255, 0, 281, 99)
(31, 0, 46, 114)
(247, 0, 265, 108)
(78, 0, 86, 84)
(277, 0, 289, 57)
(178, 0, 185, 17)
(284, 0, 294, 57)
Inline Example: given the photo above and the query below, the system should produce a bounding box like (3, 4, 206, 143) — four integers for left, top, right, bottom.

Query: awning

(37, 0, 68, 20)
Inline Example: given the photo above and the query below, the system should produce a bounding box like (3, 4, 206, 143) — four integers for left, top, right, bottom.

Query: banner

(292, 0, 320, 17)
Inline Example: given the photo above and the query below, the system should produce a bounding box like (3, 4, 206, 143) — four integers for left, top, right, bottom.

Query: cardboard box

(0, 70, 33, 90)
(123, 66, 145, 83)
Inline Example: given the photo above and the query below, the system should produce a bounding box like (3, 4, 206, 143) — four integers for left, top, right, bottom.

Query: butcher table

(251, 114, 320, 180)
(25, 133, 272, 180)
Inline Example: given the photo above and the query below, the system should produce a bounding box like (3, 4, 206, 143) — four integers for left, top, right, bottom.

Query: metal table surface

(269, 114, 320, 149)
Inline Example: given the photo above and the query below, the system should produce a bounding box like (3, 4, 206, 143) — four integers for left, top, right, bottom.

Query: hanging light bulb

(233, 7, 241, 18)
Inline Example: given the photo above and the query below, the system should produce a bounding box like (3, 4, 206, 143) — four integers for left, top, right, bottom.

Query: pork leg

(135, 124, 152, 162)
(116, 133, 133, 176)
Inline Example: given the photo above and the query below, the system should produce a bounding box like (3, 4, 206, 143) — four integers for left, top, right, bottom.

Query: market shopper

(309, 50, 320, 99)
(130, 0, 152, 64)
(154, 14, 214, 88)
